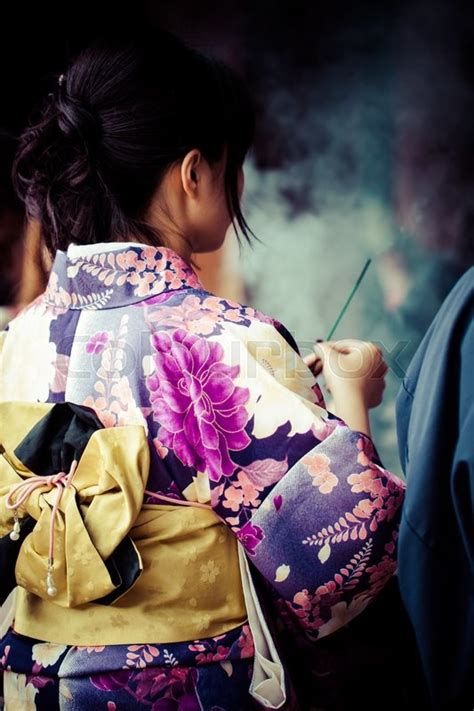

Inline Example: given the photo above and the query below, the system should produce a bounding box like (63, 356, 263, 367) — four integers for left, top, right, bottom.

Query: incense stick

(326, 258, 372, 340)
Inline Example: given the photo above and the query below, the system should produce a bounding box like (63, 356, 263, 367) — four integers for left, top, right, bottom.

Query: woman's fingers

(310, 339, 389, 382)
(304, 352, 323, 376)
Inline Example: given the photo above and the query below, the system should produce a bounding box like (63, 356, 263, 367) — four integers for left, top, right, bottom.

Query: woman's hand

(305, 340, 388, 436)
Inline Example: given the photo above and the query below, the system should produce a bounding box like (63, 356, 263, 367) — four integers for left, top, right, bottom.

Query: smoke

(234, 1, 472, 473)
(394, 0, 474, 264)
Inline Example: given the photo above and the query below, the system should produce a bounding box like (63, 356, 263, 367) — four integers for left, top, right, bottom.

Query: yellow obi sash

(0, 402, 247, 646)
(14, 504, 246, 645)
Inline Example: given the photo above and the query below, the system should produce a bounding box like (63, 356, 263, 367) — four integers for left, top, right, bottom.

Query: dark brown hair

(14, 32, 255, 255)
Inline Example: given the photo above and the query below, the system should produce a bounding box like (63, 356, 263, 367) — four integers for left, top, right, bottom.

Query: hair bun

(14, 35, 255, 254)
(56, 92, 102, 147)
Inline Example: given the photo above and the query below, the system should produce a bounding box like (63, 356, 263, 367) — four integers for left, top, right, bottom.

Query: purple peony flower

(147, 329, 251, 482)
(236, 520, 265, 555)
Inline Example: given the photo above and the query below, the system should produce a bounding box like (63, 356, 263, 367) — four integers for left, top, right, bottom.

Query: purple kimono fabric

(0, 242, 405, 710)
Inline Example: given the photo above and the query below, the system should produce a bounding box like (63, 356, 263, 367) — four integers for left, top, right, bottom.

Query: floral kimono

(0, 242, 405, 710)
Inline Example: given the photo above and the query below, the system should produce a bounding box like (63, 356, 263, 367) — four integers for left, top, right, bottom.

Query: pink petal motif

(170, 340, 194, 372)
(154, 404, 184, 434)
(353, 498, 375, 519)
(223, 428, 252, 451)
(205, 371, 236, 404)
(215, 407, 251, 434)
(205, 433, 232, 480)
(198, 418, 220, 449)
(91, 670, 130, 691)
(223, 485, 245, 512)
(206, 339, 224, 363)
(147, 373, 160, 392)
(356, 436, 375, 466)
(207, 361, 241, 382)
(303, 452, 339, 494)
(348, 468, 384, 496)
(159, 380, 189, 413)
(218, 388, 250, 411)
(85, 331, 109, 354)
(236, 520, 265, 555)
(190, 337, 211, 373)
(173, 430, 204, 470)
(273, 495, 283, 511)
(183, 408, 202, 447)
(155, 353, 183, 381)
(50, 353, 70, 393)
(188, 375, 203, 402)
(147, 329, 250, 481)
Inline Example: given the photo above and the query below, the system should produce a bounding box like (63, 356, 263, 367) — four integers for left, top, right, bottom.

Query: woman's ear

(181, 149, 202, 198)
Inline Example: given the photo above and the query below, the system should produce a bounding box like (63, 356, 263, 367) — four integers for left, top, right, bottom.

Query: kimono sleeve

(147, 315, 405, 640)
(201, 318, 404, 640)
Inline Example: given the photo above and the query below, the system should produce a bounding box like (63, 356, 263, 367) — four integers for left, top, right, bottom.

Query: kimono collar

(43, 242, 204, 310)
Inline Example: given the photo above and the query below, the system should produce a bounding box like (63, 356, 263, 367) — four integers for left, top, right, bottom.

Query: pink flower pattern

(237, 624, 255, 658)
(302, 439, 404, 553)
(146, 293, 274, 336)
(303, 451, 339, 494)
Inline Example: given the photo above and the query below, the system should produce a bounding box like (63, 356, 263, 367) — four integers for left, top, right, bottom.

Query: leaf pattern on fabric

(283, 540, 374, 638)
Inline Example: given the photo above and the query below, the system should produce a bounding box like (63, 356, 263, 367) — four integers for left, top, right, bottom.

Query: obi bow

(0, 401, 150, 607)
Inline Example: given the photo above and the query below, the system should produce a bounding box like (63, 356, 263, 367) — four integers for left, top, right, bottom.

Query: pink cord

(6, 460, 78, 565)
(144, 489, 212, 511)
(144, 489, 229, 526)
(6, 467, 222, 596)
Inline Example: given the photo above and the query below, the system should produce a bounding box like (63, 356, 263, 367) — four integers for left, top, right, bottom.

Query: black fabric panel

(0, 515, 35, 605)
(14, 402, 104, 476)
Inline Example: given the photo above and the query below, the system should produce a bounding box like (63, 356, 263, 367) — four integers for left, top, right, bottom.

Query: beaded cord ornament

(6, 460, 78, 597)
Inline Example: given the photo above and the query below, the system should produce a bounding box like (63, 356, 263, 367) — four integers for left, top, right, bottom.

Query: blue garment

(397, 267, 474, 709)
